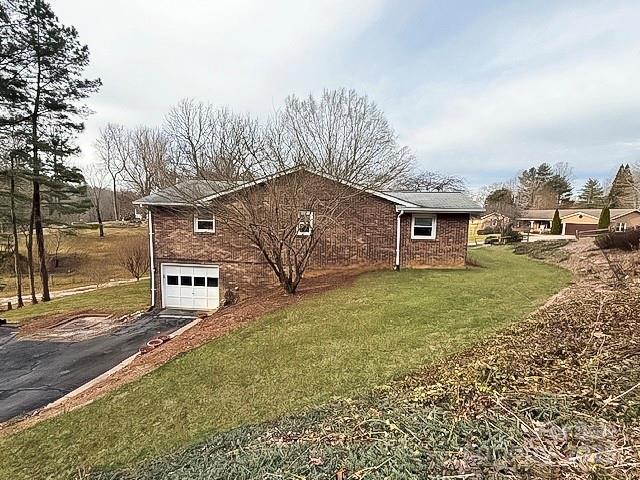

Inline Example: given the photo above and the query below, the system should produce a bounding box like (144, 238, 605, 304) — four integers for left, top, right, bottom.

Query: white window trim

(194, 216, 216, 233)
(296, 210, 314, 236)
(411, 214, 437, 240)
(615, 222, 627, 232)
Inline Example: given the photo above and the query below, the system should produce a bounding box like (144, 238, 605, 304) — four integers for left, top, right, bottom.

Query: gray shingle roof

(134, 172, 484, 213)
(383, 191, 484, 212)
(134, 180, 244, 206)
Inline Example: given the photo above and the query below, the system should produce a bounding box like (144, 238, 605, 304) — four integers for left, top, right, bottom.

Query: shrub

(117, 236, 150, 280)
(598, 206, 611, 230)
(595, 230, 640, 251)
(478, 226, 500, 235)
(550, 209, 562, 235)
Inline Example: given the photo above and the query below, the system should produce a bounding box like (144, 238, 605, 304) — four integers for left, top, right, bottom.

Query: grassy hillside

(0, 248, 571, 479)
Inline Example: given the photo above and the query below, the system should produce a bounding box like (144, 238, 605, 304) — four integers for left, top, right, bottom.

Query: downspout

(395, 210, 404, 270)
(147, 209, 155, 308)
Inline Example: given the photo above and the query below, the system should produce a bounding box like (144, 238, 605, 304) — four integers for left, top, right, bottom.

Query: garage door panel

(565, 223, 598, 236)
(162, 264, 219, 310)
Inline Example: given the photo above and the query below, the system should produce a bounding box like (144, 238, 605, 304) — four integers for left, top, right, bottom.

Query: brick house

(134, 168, 483, 310)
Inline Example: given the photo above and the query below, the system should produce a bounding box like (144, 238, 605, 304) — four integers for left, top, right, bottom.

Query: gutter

(148, 210, 155, 308)
(395, 210, 404, 270)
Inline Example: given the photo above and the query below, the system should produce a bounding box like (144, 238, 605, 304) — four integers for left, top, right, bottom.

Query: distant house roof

(134, 167, 484, 213)
(517, 209, 638, 221)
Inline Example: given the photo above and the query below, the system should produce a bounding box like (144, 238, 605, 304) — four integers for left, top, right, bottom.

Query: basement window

(297, 211, 314, 236)
(194, 216, 215, 233)
(411, 214, 437, 240)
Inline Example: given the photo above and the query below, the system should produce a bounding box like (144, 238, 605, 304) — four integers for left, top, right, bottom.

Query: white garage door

(162, 264, 219, 310)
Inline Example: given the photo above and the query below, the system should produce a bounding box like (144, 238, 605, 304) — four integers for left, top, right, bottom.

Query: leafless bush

(117, 236, 150, 280)
(595, 230, 640, 251)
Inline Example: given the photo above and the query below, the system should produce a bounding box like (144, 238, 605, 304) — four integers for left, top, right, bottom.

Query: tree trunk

(96, 202, 104, 237)
(31, 0, 50, 302)
(9, 161, 24, 308)
(33, 180, 50, 301)
(26, 210, 37, 305)
(112, 176, 119, 220)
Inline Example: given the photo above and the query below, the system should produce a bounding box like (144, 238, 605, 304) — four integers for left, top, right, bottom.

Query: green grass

(2, 280, 150, 325)
(0, 249, 571, 479)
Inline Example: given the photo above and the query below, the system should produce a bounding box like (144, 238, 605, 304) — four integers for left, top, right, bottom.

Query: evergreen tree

(578, 178, 605, 207)
(0, 0, 100, 301)
(608, 164, 636, 208)
(550, 209, 562, 234)
(598, 205, 611, 230)
(548, 174, 572, 206)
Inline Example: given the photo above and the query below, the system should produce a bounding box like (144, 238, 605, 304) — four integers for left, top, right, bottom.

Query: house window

(166, 275, 179, 286)
(194, 216, 215, 233)
(615, 222, 627, 232)
(297, 211, 314, 236)
(411, 214, 437, 239)
(180, 276, 192, 286)
(207, 277, 218, 288)
(193, 277, 206, 287)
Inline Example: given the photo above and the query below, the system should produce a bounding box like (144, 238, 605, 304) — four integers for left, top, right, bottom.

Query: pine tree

(578, 178, 605, 207)
(550, 209, 562, 234)
(608, 164, 636, 208)
(598, 205, 611, 230)
(0, 0, 101, 301)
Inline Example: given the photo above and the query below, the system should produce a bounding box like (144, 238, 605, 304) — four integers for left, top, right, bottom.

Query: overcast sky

(53, 0, 640, 190)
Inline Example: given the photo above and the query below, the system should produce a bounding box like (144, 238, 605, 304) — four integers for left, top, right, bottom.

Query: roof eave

(396, 206, 484, 214)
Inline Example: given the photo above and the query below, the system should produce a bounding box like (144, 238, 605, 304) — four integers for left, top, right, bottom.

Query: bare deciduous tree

(170, 89, 412, 294)
(277, 89, 411, 187)
(393, 170, 466, 192)
(117, 235, 150, 280)
(95, 123, 126, 220)
(85, 163, 109, 237)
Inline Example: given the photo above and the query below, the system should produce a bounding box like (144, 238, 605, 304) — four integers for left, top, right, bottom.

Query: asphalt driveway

(0, 312, 194, 423)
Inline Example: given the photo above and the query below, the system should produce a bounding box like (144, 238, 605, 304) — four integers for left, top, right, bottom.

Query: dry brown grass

(0, 224, 147, 299)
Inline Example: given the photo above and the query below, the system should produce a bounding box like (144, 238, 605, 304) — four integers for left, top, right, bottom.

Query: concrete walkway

(0, 311, 192, 423)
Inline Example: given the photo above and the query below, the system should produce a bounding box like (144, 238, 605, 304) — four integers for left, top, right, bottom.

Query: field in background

(0, 224, 147, 300)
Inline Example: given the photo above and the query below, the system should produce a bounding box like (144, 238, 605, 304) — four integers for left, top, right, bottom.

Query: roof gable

(134, 166, 483, 213)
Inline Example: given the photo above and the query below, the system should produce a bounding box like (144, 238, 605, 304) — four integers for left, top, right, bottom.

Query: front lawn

(1, 280, 150, 325)
(0, 248, 571, 479)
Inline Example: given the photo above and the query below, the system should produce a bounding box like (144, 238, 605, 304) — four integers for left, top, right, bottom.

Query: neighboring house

(476, 212, 511, 231)
(134, 168, 483, 310)
(516, 209, 640, 235)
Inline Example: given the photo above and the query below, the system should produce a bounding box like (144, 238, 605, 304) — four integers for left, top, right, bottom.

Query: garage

(161, 264, 219, 310)
(564, 223, 598, 236)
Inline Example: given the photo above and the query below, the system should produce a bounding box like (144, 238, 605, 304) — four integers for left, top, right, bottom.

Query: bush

(506, 230, 524, 243)
(598, 206, 611, 230)
(117, 236, 150, 280)
(550, 209, 562, 235)
(477, 226, 500, 235)
(595, 230, 640, 251)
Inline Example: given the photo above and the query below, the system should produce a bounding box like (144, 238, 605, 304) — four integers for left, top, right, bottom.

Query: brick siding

(150, 174, 469, 306)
